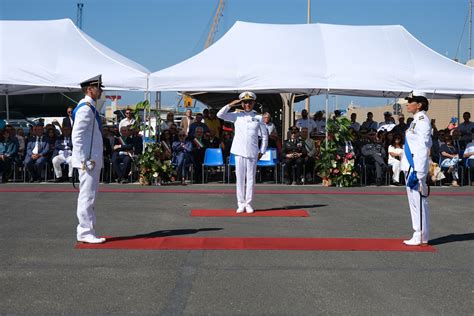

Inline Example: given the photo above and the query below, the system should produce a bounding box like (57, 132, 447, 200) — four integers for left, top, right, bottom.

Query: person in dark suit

(62, 106, 74, 129)
(24, 124, 49, 182)
(282, 126, 307, 185)
(112, 126, 135, 184)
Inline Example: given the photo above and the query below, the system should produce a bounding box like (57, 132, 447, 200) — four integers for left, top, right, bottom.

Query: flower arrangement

(137, 142, 176, 185)
(329, 152, 358, 187)
(316, 115, 359, 187)
(129, 100, 176, 185)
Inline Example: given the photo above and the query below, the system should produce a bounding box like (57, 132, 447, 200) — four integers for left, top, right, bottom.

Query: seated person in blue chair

(172, 131, 193, 184)
(24, 124, 49, 182)
(282, 126, 307, 185)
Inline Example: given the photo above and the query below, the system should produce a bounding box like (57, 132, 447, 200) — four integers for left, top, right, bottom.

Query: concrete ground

(0, 183, 473, 315)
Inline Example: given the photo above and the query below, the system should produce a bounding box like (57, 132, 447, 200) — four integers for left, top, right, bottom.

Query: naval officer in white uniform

(217, 91, 268, 213)
(72, 75, 106, 244)
(401, 91, 432, 246)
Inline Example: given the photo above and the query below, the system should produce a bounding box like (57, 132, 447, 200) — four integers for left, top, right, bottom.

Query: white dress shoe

(245, 205, 254, 214)
(77, 236, 106, 244)
(236, 206, 245, 213)
(403, 237, 427, 246)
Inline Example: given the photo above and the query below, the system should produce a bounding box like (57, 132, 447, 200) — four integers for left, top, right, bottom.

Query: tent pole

(6, 92, 10, 121)
(156, 91, 162, 141)
(325, 90, 329, 149)
(457, 95, 461, 124)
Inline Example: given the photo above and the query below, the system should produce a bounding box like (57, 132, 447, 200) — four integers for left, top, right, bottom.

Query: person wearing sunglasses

(119, 108, 135, 130)
(62, 106, 75, 129)
(217, 91, 268, 214)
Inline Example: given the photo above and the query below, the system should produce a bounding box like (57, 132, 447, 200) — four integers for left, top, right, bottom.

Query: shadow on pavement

(106, 228, 223, 242)
(429, 233, 474, 245)
(258, 204, 327, 212)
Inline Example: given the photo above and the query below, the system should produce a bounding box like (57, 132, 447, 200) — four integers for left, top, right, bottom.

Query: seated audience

(349, 113, 360, 132)
(463, 134, 474, 185)
(0, 129, 16, 182)
(119, 108, 135, 130)
(457, 112, 474, 148)
(204, 130, 220, 148)
(221, 131, 233, 159)
(263, 112, 279, 149)
(313, 111, 326, 134)
(361, 130, 387, 186)
(45, 127, 57, 161)
(16, 127, 26, 160)
(188, 113, 209, 138)
(296, 109, 317, 134)
(24, 124, 49, 182)
(361, 112, 378, 131)
(440, 134, 460, 187)
(191, 127, 207, 183)
(172, 131, 193, 184)
(159, 129, 173, 161)
(281, 126, 306, 185)
(112, 126, 136, 184)
(300, 127, 316, 183)
(387, 134, 404, 185)
(205, 109, 222, 138)
(52, 126, 73, 182)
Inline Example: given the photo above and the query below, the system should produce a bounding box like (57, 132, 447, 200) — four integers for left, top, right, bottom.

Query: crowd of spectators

(1, 106, 473, 187)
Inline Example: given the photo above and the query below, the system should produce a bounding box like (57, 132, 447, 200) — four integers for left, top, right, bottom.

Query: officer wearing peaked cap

(71, 75, 106, 244)
(401, 90, 432, 246)
(217, 91, 268, 214)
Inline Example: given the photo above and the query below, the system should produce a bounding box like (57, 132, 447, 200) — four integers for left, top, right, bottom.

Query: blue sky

(1, 0, 472, 113)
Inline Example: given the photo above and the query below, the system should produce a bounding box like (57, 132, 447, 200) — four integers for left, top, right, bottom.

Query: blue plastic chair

(202, 148, 225, 183)
(257, 148, 278, 183)
(227, 153, 236, 183)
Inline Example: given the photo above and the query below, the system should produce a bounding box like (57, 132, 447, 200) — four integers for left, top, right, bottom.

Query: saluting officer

(217, 91, 268, 213)
(71, 75, 106, 244)
(401, 91, 432, 246)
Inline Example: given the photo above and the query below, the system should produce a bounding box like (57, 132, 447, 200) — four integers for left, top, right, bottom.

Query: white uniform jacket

(71, 96, 104, 169)
(217, 105, 268, 159)
(401, 111, 432, 176)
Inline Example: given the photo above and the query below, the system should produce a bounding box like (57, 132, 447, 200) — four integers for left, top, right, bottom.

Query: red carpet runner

(191, 209, 309, 217)
(76, 237, 436, 252)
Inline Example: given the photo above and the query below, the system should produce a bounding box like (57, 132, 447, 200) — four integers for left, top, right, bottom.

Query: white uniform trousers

(235, 155, 257, 208)
(405, 172, 430, 242)
(76, 166, 101, 240)
(388, 159, 401, 183)
(52, 154, 73, 178)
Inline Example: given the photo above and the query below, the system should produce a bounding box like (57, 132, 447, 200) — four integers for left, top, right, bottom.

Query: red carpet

(191, 209, 309, 217)
(76, 237, 436, 252)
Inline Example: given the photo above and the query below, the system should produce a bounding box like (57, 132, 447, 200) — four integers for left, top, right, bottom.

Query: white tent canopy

(0, 19, 150, 95)
(149, 21, 474, 97)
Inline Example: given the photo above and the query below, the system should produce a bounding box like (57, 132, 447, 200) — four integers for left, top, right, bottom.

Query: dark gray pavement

(0, 183, 473, 315)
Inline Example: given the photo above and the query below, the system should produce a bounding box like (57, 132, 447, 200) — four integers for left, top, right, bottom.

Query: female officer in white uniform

(217, 92, 268, 213)
(400, 91, 432, 246)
